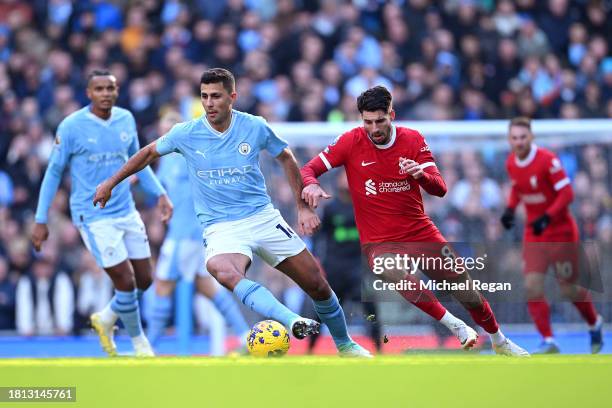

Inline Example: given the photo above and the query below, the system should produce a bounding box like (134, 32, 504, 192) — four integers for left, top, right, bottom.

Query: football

(246, 320, 290, 357)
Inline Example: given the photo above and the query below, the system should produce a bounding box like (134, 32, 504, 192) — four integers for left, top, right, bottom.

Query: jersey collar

(515, 143, 538, 167)
(373, 125, 397, 150)
(85, 105, 114, 127)
(202, 110, 236, 137)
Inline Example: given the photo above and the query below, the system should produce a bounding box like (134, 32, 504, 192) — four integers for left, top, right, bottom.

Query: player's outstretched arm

(93, 142, 161, 208)
(276, 148, 322, 236)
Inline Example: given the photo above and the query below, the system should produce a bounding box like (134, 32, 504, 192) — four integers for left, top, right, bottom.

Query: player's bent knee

(210, 268, 243, 290)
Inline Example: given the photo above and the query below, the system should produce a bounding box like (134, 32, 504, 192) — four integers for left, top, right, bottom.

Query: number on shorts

(555, 261, 573, 279)
(276, 223, 294, 238)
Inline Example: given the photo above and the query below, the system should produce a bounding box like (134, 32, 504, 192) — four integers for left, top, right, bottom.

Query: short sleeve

(156, 123, 183, 155)
(259, 117, 288, 157)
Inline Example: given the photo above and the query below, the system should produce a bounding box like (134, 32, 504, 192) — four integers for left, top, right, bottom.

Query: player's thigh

(276, 249, 331, 300)
(524, 273, 546, 299)
(251, 209, 306, 268)
(78, 218, 129, 269)
(120, 211, 152, 260)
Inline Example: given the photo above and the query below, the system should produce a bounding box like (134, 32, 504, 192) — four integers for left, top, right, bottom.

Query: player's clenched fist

(301, 184, 331, 208)
(400, 158, 424, 179)
(93, 180, 114, 208)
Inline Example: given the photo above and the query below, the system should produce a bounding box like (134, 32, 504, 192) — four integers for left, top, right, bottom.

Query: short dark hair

(200, 68, 235, 93)
(87, 69, 114, 85)
(509, 116, 532, 130)
(357, 85, 392, 113)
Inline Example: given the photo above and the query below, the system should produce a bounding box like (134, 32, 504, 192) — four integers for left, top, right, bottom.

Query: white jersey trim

(202, 110, 236, 137)
(515, 144, 538, 167)
(374, 125, 397, 150)
(554, 177, 570, 191)
(420, 162, 436, 170)
(319, 152, 332, 170)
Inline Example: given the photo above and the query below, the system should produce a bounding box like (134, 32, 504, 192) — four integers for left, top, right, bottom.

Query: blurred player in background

(148, 111, 250, 349)
(501, 116, 604, 354)
(93, 68, 371, 357)
(32, 70, 172, 357)
(304, 170, 382, 353)
(302, 85, 529, 356)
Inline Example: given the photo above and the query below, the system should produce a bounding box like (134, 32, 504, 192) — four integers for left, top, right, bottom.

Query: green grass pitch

(1, 355, 611, 408)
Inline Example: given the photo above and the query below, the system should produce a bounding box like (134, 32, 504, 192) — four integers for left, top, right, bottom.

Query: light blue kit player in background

(94, 68, 370, 357)
(148, 111, 249, 350)
(32, 70, 173, 357)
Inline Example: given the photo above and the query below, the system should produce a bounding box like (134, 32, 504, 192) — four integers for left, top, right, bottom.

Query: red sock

(397, 279, 446, 321)
(572, 288, 598, 326)
(527, 300, 553, 338)
(468, 297, 500, 334)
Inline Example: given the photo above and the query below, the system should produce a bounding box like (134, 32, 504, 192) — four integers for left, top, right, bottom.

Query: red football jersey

(301, 125, 446, 243)
(505, 144, 578, 241)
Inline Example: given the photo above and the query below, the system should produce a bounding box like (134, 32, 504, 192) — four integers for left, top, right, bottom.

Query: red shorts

(522, 224, 580, 282)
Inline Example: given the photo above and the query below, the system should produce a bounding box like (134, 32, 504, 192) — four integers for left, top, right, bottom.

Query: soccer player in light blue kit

(148, 111, 250, 348)
(94, 68, 370, 357)
(32, 70, 172, 357)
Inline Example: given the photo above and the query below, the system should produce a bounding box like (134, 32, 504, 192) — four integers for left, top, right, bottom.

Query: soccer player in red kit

(501, 117, 603, 354)
(301, 86, 529, 356)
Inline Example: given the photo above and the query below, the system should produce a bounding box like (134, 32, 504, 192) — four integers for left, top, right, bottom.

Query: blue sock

(111, 289, 143, 337)
(212, 288, 250, 335)
(147, 294, 172, 345)
(313, 291, 352, 347)
(233, 279, 299, 328)
(136, 289, 144, 301)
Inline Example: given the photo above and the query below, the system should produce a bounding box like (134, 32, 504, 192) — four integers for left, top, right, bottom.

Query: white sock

(99, 303, 118, 326)
(131, 333, 150, 348)
(588, 315, 602, 331)
(543, 336, 555, 344)
(439, 310, 464, 331)
(489, 329, 506, 346)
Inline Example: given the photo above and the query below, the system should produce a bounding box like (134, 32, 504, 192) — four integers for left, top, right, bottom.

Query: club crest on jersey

(238, 142, 251, 155)
(120, 131, 130, 142)
(399, 157, 409, 175)
(530, 175, 538, 189)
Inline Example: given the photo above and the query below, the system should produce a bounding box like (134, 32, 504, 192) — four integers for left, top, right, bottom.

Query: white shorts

(78, 211, 151, 268)
(204, 206, 306, 267)
(156, 238, 210, 282)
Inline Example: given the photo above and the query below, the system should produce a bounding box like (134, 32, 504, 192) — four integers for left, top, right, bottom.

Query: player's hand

(93, 180, 114, 208)
(301, 184, 331, 209)
(400, 158, 424, 179)
(31, 223, 49, 252)
(530, 214, 550, 236)
(500, 207, 515, 230)
(297, 206, 321, 236)
(157, 194, 173, 224)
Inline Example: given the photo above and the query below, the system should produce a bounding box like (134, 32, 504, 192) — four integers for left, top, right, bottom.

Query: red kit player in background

(502, 117, 604, 354)
(301, 86, 528, 356)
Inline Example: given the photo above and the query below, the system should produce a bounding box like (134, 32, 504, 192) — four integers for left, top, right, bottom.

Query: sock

(111, 289, 144, 337)
(132, 333, 150, 348)
(136, 289, 144, 301)
(490, 329, 506, 346)
(589, 315, 602, 331)
(527, 300, 553, 338)
(467, 297, 499, 334)
(439, 310, 464, 330)
(398, 282, 447, 320)
(312, 291, 352, 347)
(98, 302, 118, 326)
(147, 293, 172, 345)
(212, 288, 250, 336)
(572, 288, 598, 326)
(233, 279, 299, 328)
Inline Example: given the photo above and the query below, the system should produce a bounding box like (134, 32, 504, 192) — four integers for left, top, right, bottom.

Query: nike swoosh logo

(361, 161, 376, 167)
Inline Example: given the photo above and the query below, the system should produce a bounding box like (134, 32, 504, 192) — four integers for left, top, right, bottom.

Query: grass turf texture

(1, 355, 611, 408)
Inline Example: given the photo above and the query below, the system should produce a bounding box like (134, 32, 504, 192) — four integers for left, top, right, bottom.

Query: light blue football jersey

(155, 110, 288, 229)
(156, 153, 202, 240)
(35, 105, 165, 224)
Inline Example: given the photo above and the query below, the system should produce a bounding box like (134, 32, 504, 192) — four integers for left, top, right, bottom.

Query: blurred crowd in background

(0, 0, 610, 336)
